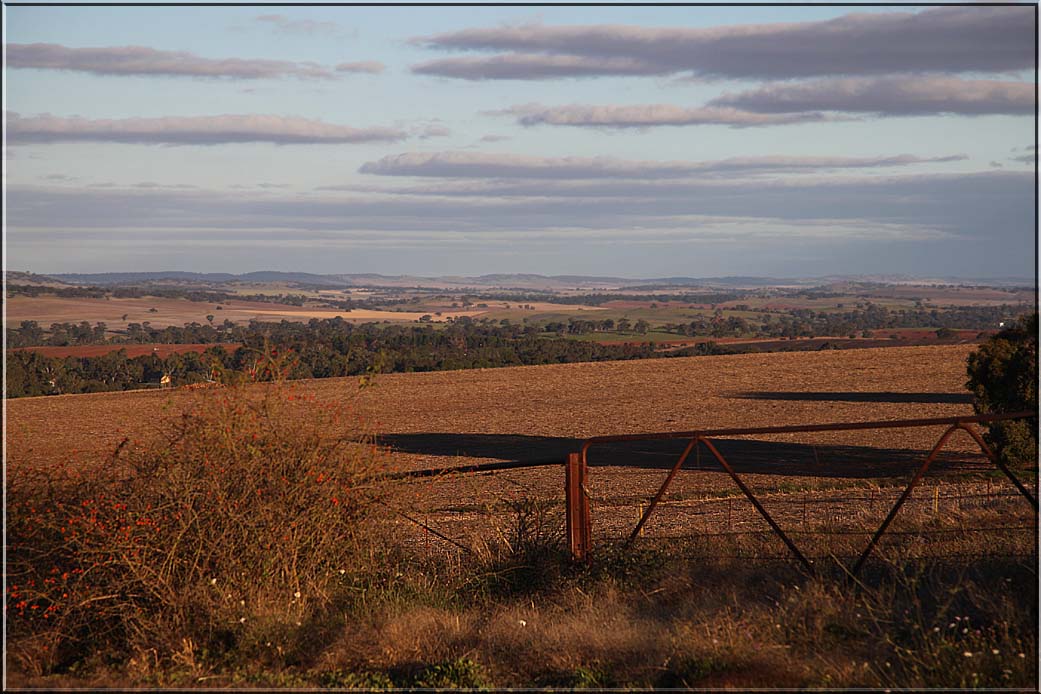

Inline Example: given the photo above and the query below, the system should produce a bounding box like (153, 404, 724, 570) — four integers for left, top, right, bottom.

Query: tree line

(4, 320, 661, 398)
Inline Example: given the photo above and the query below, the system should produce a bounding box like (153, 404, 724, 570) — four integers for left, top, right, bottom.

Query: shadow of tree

(378, 432, 989, 480)
(731, 391, 973, 404)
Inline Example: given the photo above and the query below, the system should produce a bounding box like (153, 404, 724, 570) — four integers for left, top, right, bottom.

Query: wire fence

(378, 412, 1037, 575)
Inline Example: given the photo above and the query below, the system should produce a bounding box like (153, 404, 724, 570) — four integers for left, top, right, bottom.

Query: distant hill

(34, 270, 1036, 291)
(3, 271, 70, 287)
(48, 271, 239, 285)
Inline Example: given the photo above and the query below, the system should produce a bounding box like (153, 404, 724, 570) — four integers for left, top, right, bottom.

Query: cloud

(416, 124, 452, 139)
(6, 112, 408, 146)
(6, 42, 336, 80)
(256, 14, 341, 35)
(498, 103, 835, 128)
(1010, 144, 1037, 163)
(711, 76, 1034, 116)
(412, 53, 663, 80)
(41, 173, 78, 181)
(359, 151, 966, 180)
(6, 171, 1032, 274)
(335, 61, 385, 74)
(411, 6, 1034, 80)
(480, 134, 511, 143)
(131, 182, 198, 189)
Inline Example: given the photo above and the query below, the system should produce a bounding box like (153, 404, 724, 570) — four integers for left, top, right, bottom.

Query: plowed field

(6, 344, 1033, 557)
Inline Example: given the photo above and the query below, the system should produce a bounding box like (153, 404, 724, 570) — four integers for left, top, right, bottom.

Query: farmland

(3, 344, 990, 472)
(6, 275, 1033, 401)
(4, 294, 485, 330)
(5, 317, 1037, 688)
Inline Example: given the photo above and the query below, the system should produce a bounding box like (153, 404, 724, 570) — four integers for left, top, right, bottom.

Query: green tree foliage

(965, 313, 1038, 468)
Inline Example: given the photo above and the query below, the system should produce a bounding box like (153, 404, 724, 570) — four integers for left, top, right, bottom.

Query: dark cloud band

(359, 151, 966, 180)
(711, 76, 1035, 116)
(7, 42, 336, 80)
(412, 6, 1034, 80)
(499, 103, 834, 128)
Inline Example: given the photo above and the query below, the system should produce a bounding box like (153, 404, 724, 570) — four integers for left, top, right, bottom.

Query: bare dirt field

(5, 295, 482, 330)
(7, 344, 1033, 559)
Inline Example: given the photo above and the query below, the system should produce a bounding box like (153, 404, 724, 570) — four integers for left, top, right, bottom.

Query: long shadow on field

(733, 391, 973, 404)
(378, 433, 990, 480)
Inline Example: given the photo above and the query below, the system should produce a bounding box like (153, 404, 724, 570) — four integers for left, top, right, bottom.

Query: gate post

(566, 452, 591, 561)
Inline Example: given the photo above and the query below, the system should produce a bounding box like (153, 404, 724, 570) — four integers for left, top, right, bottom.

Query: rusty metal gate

(564, 411, 1037, 575)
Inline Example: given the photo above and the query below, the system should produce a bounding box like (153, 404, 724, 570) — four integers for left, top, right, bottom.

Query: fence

(566, 411, 1037, 575)
(378, 412, 1035, 575)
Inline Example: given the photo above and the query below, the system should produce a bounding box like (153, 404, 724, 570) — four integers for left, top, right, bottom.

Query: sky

(2, 4, 1037, 279)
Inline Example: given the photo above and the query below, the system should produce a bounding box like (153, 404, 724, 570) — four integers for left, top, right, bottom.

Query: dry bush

(6, 350, 394, 676)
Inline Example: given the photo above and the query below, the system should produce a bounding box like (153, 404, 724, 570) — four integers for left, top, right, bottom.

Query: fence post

(566, 452, 590, 561)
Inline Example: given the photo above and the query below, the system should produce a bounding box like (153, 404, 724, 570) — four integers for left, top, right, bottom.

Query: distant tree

(634, 319, 650, 335)
(206, 314, 215, 324)
(935, 327, 956, 340)
(965, 313, 1037, 468)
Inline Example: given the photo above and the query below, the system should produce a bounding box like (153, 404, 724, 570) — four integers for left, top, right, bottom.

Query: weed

(6, 349, 395, 674)
(412, 657, 489, 689)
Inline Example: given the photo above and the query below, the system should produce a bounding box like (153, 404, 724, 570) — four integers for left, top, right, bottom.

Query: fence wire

(380, 416, 1037, 571)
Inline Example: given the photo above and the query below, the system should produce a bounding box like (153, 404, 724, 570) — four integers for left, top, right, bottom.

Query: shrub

(467, 496, 569, 599)
(6, 356, 392, 674)
(965, 313, 1038, 468)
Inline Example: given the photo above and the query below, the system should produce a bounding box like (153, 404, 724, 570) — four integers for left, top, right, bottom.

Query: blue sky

(3, 4, 1036, 278)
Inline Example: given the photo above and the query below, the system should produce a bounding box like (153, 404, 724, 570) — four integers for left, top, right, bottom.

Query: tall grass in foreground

(7, 356, 393, 677)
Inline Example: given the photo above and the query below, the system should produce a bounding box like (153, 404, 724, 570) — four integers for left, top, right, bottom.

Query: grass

(8, 487, 1036, 688)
